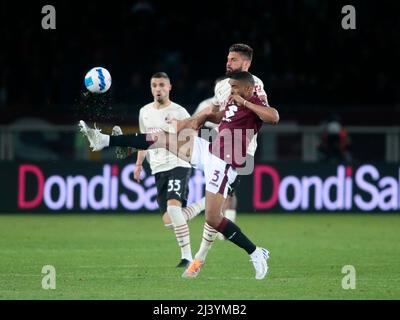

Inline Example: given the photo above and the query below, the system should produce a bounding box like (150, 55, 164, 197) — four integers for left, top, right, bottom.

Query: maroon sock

(216, 217, 256, 254)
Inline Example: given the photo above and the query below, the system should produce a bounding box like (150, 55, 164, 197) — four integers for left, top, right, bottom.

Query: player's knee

(205, 218, 217, 229)
(162, 212, 171, 225)
(205, 212, 222, 229)
(167, 199, 182, 207)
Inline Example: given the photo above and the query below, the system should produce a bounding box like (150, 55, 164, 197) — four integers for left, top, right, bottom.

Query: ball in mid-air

(84, 67, 112, 93)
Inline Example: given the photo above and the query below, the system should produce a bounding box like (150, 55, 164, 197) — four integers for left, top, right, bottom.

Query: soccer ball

(84, 67, 112, 93)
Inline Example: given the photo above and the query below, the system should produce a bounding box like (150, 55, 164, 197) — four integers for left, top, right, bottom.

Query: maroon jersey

(210, 95, 267, 168)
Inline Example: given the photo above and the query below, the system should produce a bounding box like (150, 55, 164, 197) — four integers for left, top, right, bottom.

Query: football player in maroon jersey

(78, 71, 279, 279)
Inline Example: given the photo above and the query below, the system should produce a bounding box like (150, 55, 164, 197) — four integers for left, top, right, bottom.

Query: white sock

(182, 197, 205, 222)
(167, 205, 192, 261)
(164, 223, 173, 229)
(194, 223, 218, 262)
(224, 209, 236, 222)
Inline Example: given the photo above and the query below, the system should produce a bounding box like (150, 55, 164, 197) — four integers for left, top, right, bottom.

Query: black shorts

(154, 166, 192, 214)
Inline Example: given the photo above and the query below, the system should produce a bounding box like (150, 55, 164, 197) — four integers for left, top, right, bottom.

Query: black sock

(109, 133, 154, 149)
(216, 217, 256, 255)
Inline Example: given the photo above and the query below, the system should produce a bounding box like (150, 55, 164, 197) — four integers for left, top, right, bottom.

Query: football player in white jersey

(193, 76, 226, 130)
(114, 72, 205, 268)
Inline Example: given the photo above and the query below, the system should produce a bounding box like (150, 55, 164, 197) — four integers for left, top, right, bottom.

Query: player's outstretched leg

(112, 125, 135, 159)
(79, 120, 153, 151)
(79, 120, 195, 164)
(79, 120, 111, 151)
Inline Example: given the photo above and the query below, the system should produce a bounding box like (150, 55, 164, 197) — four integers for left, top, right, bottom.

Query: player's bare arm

(206, 104, 225, 124)
(134, 150, 147, 182)
(167, 115, 201, 132)
(229, 94, 280, 125)
(171, 104, 222, 132)
(193, 103, 224, 125)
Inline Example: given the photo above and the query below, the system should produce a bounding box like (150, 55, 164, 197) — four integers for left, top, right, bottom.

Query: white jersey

(139, 101, 192, 174)
(211, 75, 268, 156)
(193, 97, 218, 129)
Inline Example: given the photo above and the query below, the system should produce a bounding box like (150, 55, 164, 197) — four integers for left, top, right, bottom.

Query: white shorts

(190, 137, 237, 198)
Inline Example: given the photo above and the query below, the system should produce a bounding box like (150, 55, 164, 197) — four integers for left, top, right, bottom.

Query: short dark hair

(151, 72, 170, 80)
(229, 43, 253, 61)
(229, 71, 255, 86)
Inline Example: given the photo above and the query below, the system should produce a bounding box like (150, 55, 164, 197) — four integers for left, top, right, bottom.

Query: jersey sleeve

(211, 82, 221, 106)
(138, 109, 146, 133)
(211, 96, 219, 106)
(254, 78, 270, 106)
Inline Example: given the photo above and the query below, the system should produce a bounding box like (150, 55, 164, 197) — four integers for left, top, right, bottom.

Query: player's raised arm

(230, 94, 279, 125)
(248, 102, 279, 125)
(170, 104, 223, 132)
(206, 104, 225, 124)
(194, 103, 224, 124)
(228, 72, 280, 125)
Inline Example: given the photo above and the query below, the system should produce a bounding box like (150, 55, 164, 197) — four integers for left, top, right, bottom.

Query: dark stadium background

(0, 0, 398, 125)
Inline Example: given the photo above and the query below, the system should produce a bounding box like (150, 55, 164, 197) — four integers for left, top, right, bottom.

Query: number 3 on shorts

(211, 170, 220, 182)
(168, 180, 181, 192)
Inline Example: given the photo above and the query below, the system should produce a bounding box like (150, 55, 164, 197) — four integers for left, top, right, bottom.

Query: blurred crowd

(0, 0, 399, 124)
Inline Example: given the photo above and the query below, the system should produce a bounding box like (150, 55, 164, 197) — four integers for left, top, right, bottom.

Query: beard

(155, 96, 165, 104)
(225, 67, 243, 77)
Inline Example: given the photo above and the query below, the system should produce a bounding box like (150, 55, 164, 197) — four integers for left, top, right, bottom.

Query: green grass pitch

(0, 213, 399, 299)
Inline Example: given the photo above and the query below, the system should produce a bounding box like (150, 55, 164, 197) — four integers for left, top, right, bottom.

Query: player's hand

(228, 94, 247, 107)
(165, 115, 178, 124)
(165, 116, 181, 133)
(166, 117, 193, 133)
(134, 164, 142, 182)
